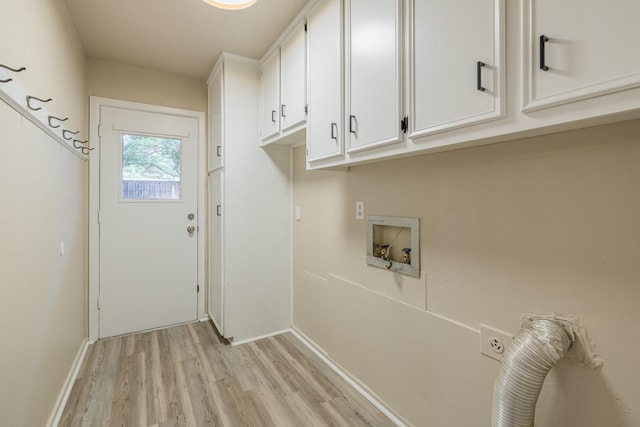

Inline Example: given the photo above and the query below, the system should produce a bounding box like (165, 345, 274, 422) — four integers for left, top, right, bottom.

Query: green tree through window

(122, 134, 181, 181)
(121, 134, 182, 200)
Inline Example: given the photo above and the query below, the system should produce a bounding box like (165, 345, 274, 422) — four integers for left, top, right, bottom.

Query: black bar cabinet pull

(271, 110, 276, 123)
(216, 205, 222, 216)
(477, 61, 486, 91)
(216, 146, 221, 157)
(349, 115, 357, 134)
(540, 35, 549, 71)
(331, 122, 338, 140)
(281, 104, 286, 118)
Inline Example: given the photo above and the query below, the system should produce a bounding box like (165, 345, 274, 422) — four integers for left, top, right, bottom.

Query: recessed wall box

(366, 216, 420, 277)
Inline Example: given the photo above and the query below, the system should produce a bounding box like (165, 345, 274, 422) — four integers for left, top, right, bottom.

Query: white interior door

(98, 105, 199, 338)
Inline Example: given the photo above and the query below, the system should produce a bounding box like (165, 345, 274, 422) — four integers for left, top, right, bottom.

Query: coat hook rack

(81, 146, 95, 155)
(0, 64, 26, 83)
(73, 139, 87, 145)
(26, 95, 52, 111)
(72, 139, 84, 149)
(62, 129, 79, 140)
(48, 115, 68, 128)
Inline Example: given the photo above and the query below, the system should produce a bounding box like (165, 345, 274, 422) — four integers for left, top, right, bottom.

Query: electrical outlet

(480, 324, 513, 362)
(355, 201, 364, 219)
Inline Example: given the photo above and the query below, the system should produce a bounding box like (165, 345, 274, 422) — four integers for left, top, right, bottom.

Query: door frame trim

(89, 96, 207, 341)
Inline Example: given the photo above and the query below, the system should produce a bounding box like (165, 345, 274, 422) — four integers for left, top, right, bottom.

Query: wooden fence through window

(122, 180, 181, 200)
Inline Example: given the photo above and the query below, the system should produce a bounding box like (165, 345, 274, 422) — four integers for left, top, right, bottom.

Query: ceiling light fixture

(202, 0, 258, 10)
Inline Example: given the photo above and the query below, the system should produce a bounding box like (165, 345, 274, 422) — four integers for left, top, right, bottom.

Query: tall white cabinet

(207, 54, 292, 343)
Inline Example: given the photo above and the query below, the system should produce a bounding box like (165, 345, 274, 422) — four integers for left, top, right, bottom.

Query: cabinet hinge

(304, 22, 307, 32)
(97, 124, 101, 138)
(401, 116, 409, 134)
(97, 210, 102, 223)
(305, 104, 308, 115)
(97, 296, 100, 310)
(197, 285, 200, 293)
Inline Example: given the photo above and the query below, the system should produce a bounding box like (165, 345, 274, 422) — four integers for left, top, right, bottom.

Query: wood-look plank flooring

(59, 322, 396, 427)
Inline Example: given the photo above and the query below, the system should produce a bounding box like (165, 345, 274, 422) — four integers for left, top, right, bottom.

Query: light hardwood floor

(59, 322, 397, 426)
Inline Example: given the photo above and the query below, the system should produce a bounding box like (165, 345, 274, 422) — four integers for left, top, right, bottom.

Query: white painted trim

(230, 329, 292, 347)
(290, 328, 408, 427)
(196, 100, 206, 321)
(289, 148, 295, 331)
(48, 338, 91, 427)
(89, 96, 206, 341)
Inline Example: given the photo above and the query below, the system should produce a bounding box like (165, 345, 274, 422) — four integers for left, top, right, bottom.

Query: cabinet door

(307, 0, 343, 161)
(208, 170, 224, 335)
(260, 49, 280, 140)
(346, 0, 402, 152)
(411, 0, 504, 138)
(208, 65, 223, 171)
(280, 22, 307, 132)
(523, 0, 640, 112)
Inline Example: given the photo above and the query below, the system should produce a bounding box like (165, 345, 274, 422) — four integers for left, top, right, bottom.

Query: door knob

(187, 226, 196, 234)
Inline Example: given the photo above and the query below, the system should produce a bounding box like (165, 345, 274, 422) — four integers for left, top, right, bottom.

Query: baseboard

(290, 328, 408, 427)
(231, 328, 292, 347)
(47, 338, 91, 427)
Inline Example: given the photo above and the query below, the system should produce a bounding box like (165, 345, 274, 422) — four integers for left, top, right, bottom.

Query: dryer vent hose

(492, 319, 572, 427)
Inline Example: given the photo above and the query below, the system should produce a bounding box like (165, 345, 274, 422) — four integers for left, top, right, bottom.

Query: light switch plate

(356, 201, 364, 219)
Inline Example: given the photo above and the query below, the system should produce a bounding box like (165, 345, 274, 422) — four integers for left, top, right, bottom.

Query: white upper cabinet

(208, 65, 223, 172)
(522, 0, 640, 112)
(307, 0, 343, 162)
(260, 48, 281, 141)
(302, 0, 640, 170)
(280, 22, 307, 132)
(346, 0, 403, 153)
(410, 0, 504, 138)
(260, 22, 307, 145)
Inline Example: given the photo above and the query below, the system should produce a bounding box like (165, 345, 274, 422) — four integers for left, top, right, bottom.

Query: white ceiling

(64, 0, 310, 80)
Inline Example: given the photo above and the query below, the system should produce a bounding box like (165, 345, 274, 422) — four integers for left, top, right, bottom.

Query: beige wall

(293, 119, 640, 426)
(0, 1, 88, 425)
(88, 58, 207, 112)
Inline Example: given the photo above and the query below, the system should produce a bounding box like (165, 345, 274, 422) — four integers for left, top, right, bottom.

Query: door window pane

(121, 134, 182, 200)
